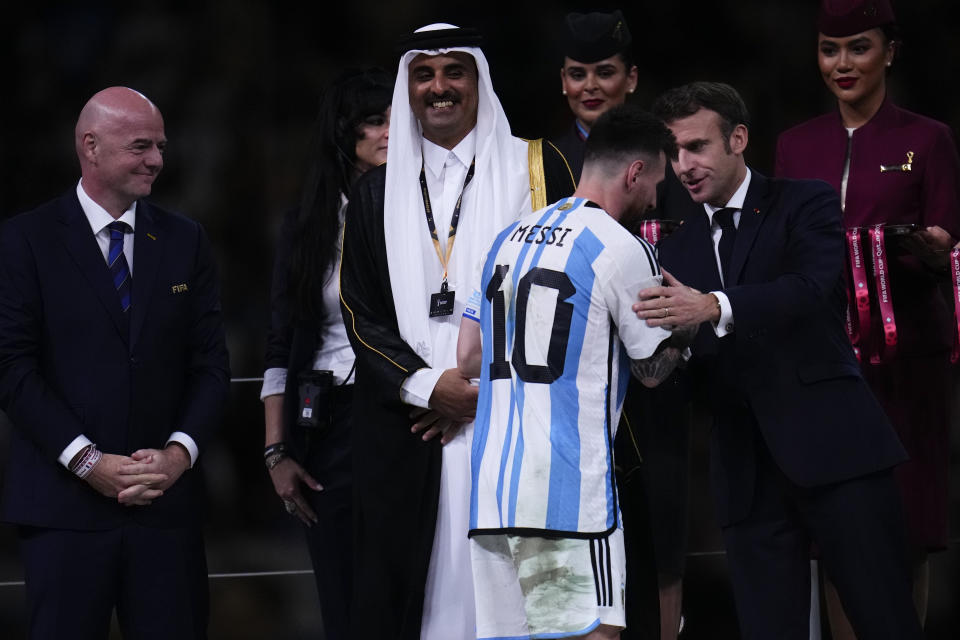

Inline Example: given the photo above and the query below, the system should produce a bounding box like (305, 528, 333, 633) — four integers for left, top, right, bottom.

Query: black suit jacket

(549, 122, 585, 182)
(263, 206, 330, 459)
(0, 190, 229, 530)
(656, 171, 906, 525)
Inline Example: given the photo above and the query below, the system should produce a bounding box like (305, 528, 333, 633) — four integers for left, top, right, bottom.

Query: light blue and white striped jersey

(464, 197, 671, 537)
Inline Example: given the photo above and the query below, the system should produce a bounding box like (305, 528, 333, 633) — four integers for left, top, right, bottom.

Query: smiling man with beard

(338, 23, 575, 640)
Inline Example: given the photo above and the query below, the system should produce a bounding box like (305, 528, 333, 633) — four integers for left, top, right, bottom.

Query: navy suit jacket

(656, 171, 906, 526)
(0, 189, 229, 530)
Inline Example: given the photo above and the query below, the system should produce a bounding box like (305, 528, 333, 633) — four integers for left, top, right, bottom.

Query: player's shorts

(470, 528, 626, 639)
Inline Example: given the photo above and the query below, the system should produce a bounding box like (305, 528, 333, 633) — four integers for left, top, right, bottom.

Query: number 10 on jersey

(484, 264, 576, 385)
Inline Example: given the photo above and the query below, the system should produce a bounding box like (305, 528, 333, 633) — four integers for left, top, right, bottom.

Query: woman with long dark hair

(776, 1, 960, 636)
(260, 67, 392, 639)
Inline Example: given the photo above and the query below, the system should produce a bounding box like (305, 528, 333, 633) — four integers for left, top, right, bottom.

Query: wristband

(72, 445, 103, 479)
(263, 442, 289, 460)
(265, 452, 287, 471)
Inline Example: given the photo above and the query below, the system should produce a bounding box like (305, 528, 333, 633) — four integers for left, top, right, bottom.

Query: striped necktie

(107, 221, 132, 312)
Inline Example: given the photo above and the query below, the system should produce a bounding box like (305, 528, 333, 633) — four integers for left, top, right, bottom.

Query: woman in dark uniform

(550, 11, 691, 640)
(260, 68, 392, 640)
(550, 10, 637, 181)
(775, 1, 960, 635)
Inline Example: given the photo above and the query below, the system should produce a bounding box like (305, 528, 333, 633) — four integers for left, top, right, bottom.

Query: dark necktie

(714, 207, 738, 284)
(107, 221, 132, 312)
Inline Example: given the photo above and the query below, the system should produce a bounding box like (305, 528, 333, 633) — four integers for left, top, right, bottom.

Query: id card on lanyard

(419, 156, 476, 317)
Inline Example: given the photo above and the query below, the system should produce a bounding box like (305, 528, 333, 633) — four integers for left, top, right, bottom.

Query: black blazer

(549, 122, 585, 182)
(656, 171, 906, 525)
(263, 206, 330, 457)
(0, 190, 229, 530)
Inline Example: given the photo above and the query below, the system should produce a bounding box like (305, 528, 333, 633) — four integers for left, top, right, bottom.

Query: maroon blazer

(775, 97, 960, 357)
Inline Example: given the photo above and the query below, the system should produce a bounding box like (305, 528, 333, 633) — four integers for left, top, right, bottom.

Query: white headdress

(384, 23, 531, 367)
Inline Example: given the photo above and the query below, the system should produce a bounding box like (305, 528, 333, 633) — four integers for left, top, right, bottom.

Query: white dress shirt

(841, 127, 856, 211)
(59, 181, 198, 470)
(400, 131, 478, 408)
(704, 169, 751, 337)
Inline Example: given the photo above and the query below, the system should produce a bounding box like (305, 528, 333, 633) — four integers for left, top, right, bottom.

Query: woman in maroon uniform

(775, 0, 960, 635)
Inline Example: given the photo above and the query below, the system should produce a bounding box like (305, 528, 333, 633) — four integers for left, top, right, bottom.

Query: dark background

(1, 1, 958, 638)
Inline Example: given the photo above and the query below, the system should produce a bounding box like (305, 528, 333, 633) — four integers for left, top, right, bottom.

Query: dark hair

(561, 48, 634, 72)
(584, 104, 677, 167)
(651, 82, 750, 151)
(616, 50, 635, 71)
(880, 22, 900, 43)
(288, 67, 393, 322)
(880, 23, 901, 75)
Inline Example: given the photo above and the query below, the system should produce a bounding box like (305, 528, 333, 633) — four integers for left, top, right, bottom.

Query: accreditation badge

(429, 280, 455, 318)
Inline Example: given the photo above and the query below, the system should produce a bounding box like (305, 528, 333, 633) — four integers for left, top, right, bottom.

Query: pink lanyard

(639, 220, 661, 245)
(950, 248, 960, 364)
(868, 224, 898, 363)
(844, 227, 872, 361)
(844, 225, 899, 363)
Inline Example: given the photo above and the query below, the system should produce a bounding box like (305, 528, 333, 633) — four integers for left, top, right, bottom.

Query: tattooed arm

(630, 322, 697, 388)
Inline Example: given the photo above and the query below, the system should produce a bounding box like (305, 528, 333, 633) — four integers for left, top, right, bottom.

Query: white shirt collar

(704, 168, 752, 217)
(76, 179, 137, 234)
(421, 128, 477, 180)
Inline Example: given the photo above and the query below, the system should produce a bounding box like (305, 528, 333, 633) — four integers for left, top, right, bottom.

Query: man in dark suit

(632, 82, 922, 639)
(0, 87, 229, 639)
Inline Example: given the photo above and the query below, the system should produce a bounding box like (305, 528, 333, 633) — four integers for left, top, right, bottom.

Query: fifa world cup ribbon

(844, 304, 859, 361)
(639, 220, 661, 245)
(950, 247, 960, 364)
(868, 224, 897, 364)
(844, 228, 871, 361)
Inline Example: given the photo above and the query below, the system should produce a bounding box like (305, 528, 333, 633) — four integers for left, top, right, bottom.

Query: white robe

(384, 36, 533, 640)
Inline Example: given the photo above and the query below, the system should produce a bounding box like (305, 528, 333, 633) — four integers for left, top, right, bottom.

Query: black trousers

(20, 522, 208, 640)
(299, 383, 354, 640)
(721, 433, 923, 640)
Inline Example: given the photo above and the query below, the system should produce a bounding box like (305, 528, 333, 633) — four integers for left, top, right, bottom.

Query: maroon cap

(817, 0, 896, 37)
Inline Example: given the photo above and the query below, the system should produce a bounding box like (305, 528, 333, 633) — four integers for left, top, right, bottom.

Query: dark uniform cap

(817, 0, 896, 37)
(563, 10, 632, 64)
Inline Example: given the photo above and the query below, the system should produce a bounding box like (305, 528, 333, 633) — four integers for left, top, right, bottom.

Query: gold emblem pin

(880, 150, 914, 173)
(557, 203, 573, 211)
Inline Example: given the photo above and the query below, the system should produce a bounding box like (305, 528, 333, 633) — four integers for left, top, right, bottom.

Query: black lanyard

(419, 156, 476, 284)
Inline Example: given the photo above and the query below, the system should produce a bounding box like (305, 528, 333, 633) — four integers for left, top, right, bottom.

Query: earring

(886, 62, 892, 67)
(628, 88, 634, 94)
(562, 90, 567, 95)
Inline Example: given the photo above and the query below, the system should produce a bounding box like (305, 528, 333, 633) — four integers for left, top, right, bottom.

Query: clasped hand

(85, 444, 191, 507)
(410, 368, 478, 445)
